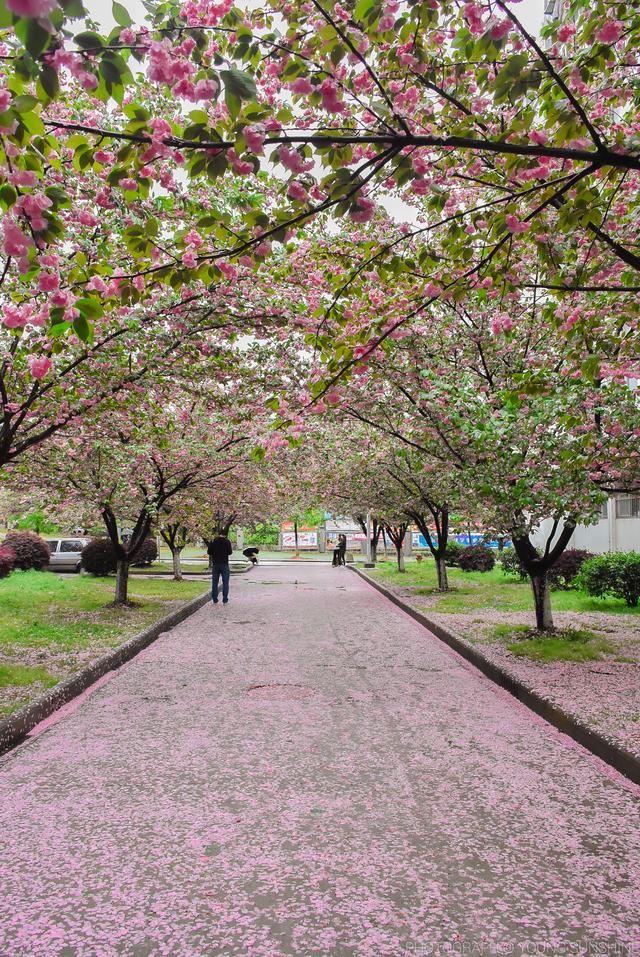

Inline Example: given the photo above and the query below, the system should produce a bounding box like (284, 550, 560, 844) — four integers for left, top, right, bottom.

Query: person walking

(208, 533, 233, 605)
(336, 533, 347, 567)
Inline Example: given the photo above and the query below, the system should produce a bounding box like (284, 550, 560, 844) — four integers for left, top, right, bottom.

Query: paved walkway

(1, 564, 638, 957)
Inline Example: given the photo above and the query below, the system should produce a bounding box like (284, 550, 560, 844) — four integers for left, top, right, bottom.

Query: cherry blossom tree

(13, 396, 247, 603)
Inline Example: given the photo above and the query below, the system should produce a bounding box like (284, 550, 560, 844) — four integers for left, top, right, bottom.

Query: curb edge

(351, 566, 640, 787)
(0, 589, 210, 756)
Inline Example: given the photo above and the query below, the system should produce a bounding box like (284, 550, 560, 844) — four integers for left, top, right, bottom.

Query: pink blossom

(79, 72, 98, 91)
(0, 88, 10, 112)
(193, 78, 218, 100)
(350, 196, 375, 223)
(5, 0, 57, 17)
(2, 219, 31, 258)
(490, 19, 511, 40)
(530, 130, 548, 146)
(595, 20, 623, 44)
(120, 178, 138, 191)
(287, 180, 309, 203)
(278, 147, 313, 174)
(2, 303, 31, 328)
(505, 214, 529, 234)
(557, 24, 576, 42)
(38, 271, 59, 293)
(28, 356, 53, 379)
(289, 77, 313, 95)
(244, 124, 266, 155)
(86, 276, 108, 293)
(9, 169, 38, 188)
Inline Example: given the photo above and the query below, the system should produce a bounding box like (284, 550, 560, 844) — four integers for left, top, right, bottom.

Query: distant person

(243, 546, 260, 565)
(207, 534, 233, 605)
(333, 533, 347, 567)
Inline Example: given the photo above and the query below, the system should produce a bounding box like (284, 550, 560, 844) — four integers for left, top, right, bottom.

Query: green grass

(132, 561, 210, 575)
(0, 570, 207, 712)
(0, 571, 206, 652)
(502, 627, 614, 662)
(0, 662, 58, 689)
(368, 558, 640, 617)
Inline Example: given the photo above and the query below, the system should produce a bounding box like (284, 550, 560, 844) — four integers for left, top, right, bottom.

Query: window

(60, 540, 84, 553)
(616, 496, 640, 519)
(45, 540, 59, 551)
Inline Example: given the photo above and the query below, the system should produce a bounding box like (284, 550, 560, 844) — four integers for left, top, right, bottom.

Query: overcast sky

(86, 0, 544, 36)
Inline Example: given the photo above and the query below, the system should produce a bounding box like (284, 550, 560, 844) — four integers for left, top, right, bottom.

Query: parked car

(45, 537, 92, 573)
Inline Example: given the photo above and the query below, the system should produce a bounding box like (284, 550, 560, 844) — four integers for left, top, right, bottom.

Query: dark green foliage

(577, 552, 640, 607)
(499, 548, 528, 580)
(2, 531, 50, 571)
(458, 544, 496, 573)
(80, 538, 117, 576)
(443, 540, 466, 566)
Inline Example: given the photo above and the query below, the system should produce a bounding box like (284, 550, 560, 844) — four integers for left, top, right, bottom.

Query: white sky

(87, 0, 544, 36)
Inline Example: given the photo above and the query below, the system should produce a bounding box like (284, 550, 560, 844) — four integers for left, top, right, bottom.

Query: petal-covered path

(1, 564, 638, 957)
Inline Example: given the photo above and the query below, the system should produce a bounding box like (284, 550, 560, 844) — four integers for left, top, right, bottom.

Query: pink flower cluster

(6, 0, 56, 18)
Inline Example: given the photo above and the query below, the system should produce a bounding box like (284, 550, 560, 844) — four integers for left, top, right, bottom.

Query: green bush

(458, 544, 495, 572)
(499, 548, 528, 580)
(577, 552, 640, 607)
(2, 531, 50, 571)
(244, 522, 280, 547)
(443, 540, 466, 566)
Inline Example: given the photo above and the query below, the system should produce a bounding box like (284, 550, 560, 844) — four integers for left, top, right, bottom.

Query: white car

(45, 537, 92, 573)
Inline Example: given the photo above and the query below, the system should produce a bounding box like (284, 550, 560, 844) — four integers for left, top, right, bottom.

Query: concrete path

(0, 564, 638, 957)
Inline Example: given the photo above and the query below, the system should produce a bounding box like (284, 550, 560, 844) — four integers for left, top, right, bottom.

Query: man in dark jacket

(207, 534, 233, 604)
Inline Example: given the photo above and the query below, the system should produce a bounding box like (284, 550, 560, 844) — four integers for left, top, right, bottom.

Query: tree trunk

(435, 555, 449, 591)
(371, 540, 377, 563)
(531, 572, 554, 631)
(171, 547, 183, 581)
(396, 545, 405, 572)
(115, 559, 129, 605)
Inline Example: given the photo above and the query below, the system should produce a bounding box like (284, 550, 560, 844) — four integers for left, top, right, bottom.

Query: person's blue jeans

(211, 563, 230, 603)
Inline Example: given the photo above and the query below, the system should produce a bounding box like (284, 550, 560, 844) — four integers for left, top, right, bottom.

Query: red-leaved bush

(2, 532, 50, 571)
(0, 545, 16, 579)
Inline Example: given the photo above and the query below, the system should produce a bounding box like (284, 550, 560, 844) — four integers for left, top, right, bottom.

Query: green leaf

(220, 68, 257, 103)
(76, 297, 103, 320)
(74, 31, 104, 50)
(37, 64, 59, 100)
(13, 93, 37, 112)
(73, 314, 91, 342)
(15, 18, 51, 58)
(112, 0, 132, 27)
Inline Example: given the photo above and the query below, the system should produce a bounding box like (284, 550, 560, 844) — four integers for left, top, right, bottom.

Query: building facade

(531, 495, 640, 555)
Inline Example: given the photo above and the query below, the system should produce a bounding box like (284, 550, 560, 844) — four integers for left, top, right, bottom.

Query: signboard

(282, 531, 318, 549)
(411, 532, 511, 549)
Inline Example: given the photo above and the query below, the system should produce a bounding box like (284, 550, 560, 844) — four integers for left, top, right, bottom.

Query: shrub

(547, 549, 594, 590)
(577, 552, 640, 607)
(443, 540, 466, 566)
(0, 545, 16, 579)
(2, 531, 50, 571)
(131, 538, 158, 567)
(458, 544, 496, 573)
(81, 538, 117, 576)
(499, 548, 528, 581)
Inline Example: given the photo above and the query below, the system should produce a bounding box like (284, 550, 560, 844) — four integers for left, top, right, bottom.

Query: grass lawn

(367, 557, 638, 663)
(368, 558, 639, 617)
(0, 571, 206, 717)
